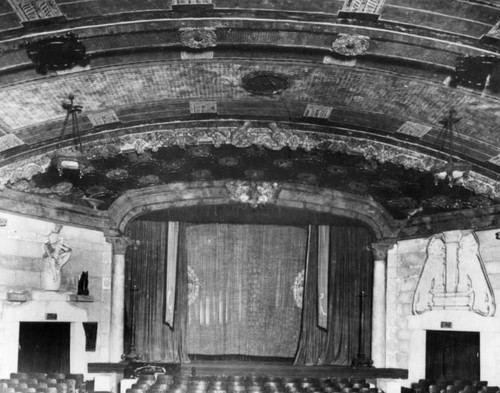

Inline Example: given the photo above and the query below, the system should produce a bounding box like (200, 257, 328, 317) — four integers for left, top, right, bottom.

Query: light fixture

(432, 109, 470, 186)
(54, 94, 87, 177)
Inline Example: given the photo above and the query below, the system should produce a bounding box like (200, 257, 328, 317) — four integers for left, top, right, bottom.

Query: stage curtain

(294, 225, 374, 366)
(125, 220, 189, 362)
(185, 223, 306, 358)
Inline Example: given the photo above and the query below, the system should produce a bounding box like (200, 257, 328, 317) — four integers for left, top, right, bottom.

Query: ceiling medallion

(242, 72, 290, 95)
(179, 28, 217, 49)
(23, 32, 89, 75)
(226, 181, 282, 208)
(218, 156, 238, 167)
(297, 172, 317, 184)
(244, 169, 264, 180)
(273, 159, 293, 169)
(331, 34, 370, 57)
(191, 169, 213, 180)
(138, 175, 160, 187)
(106, 168, 129, 180)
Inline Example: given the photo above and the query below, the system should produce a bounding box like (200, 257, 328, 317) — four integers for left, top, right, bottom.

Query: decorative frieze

(190, 101, 218, 114)
(180, 51, 214, 60)
(0, 134, 24, 152)
(87, 110, 120, 127)
(303, 104, 333, 119)
(7, 0, 63, 22)
(338, 0, 386, 19)
(481, 19, 500, 45)
(172, 0, 213, 6)
(3, 123, 500, 201)
(396, 121, 433, 138)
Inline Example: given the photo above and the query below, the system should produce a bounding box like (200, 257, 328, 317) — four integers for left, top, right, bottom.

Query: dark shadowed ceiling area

(1, 0, 500, 236)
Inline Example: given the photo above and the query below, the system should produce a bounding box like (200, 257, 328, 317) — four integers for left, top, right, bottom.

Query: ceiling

(1, 0, 500, 235)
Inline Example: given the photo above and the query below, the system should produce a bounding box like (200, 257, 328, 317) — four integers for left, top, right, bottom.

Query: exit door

(18, 322, 70, 373)
(426, 330, 479, 381)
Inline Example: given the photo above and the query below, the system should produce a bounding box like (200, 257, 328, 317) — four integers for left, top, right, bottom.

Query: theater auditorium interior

(2, 0, 500, 393)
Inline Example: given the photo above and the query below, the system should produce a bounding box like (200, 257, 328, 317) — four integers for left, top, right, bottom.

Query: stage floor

(89, 360, 408, 380)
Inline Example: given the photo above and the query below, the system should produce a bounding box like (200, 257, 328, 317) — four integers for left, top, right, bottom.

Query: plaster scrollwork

(179, 28, 217, 49)
(2, 123, 500, 200)
(331, 34, 370, 57)
(412, 230, 496, 317)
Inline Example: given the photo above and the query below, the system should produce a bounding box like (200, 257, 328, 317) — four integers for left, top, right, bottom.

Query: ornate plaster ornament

(0, 217, 7, 226)
(226, 180, 281, 208)
(187, 265, 200, 305)
(292, 269, 305, 308)
(340, 0, 386, 14)
(413, 230, 496, 317)
(331, 34, 370, 57)
(7, 0, 63, 22)
(137, 175, 160, 187)
(179, 28, 217, 49)
(2, 122, 500, 201)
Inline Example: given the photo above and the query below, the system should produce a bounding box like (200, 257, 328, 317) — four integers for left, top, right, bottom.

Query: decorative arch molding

(107, 181, 400, 239)
(1, 121, 499, 199)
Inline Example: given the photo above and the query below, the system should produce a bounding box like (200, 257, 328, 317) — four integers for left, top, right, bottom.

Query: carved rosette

(331, 34, 370, 57)
(2, 122, 500, 201)
(179, 28, 217, 49)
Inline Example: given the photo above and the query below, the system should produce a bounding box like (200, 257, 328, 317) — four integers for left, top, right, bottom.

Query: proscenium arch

(108, 181, 400, 240)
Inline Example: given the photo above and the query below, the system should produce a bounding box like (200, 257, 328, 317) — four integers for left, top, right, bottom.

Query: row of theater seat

(126, 374, 379, 393)
(0, 373, 86, 393)
(403, 380, 500, 393)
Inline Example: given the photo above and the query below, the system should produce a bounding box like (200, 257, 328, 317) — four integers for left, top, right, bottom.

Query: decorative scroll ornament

(179, 28, 217, 49)
(413, 230, 496, 317)
(226, 180, 281, 208)
(187, 265, 200, 305)
(3, 122, 500, 201)
(331, 34, 370, 57)
(292, 269, 305, 308)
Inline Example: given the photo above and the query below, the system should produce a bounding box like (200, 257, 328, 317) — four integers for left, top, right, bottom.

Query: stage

(88, 360, 408, 379)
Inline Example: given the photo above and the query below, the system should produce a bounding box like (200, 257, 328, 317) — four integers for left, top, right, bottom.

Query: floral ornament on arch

(225, 180, 282, 208)
(331, 34, 370, 57)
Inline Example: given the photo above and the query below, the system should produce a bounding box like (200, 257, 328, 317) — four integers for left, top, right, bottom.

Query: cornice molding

(1, 122, 499, 200)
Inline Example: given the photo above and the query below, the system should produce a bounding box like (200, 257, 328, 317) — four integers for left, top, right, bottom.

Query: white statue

(40, 224, 72, 291)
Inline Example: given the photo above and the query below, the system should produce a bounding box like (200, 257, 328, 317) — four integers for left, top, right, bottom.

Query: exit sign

(441, 321, 452, 328)
(46, 313, 57, 320)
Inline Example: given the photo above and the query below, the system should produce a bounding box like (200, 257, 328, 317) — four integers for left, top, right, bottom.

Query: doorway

(426, 330, 480, 381)
(18, 322, 70, 373)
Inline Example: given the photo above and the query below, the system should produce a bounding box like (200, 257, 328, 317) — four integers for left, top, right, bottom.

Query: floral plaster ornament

(179, 28, 217, 49)
(331, 34, 370, 57)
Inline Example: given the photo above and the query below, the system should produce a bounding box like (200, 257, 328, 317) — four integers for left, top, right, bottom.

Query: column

(370, 239, 396, 368)
(107, 236, 133, 362)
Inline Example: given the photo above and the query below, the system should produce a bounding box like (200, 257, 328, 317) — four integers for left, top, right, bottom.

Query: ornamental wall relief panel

(7, 0, 63, 22)
(412, 230, 495, 317)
